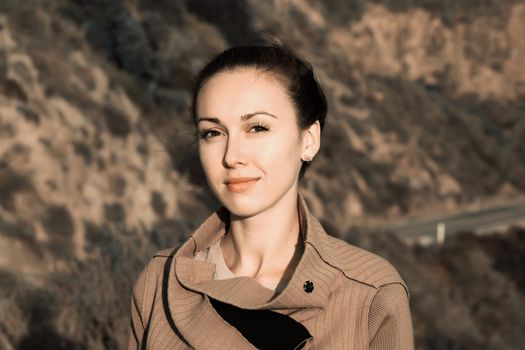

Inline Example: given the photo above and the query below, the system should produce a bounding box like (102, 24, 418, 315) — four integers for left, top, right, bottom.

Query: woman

(128, 40, 414, 349)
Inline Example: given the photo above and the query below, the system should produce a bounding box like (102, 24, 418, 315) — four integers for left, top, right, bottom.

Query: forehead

(196, 68, 295, 120)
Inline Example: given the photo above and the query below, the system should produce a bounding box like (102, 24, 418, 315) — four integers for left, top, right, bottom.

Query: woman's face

(196, 68, 315, 217)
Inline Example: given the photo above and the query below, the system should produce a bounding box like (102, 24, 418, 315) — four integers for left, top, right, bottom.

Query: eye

(248, 122, 271, 133)
(199, 129, 222, 140)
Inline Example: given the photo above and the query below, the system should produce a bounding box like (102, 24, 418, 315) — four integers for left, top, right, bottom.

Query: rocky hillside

(0, 0, 524, 349)
(351, 225, 525, 350)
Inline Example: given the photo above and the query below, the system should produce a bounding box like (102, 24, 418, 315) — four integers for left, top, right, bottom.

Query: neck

(221, 188, 303, 279)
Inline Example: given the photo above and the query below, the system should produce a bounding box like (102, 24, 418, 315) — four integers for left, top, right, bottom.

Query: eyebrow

(197, 111, 277, 124)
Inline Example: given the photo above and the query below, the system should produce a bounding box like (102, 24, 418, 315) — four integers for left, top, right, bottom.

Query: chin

(217, 190, 269, 218)
(223, 197, 262, 218)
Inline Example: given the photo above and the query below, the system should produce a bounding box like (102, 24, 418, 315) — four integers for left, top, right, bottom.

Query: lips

(224, 177, 260, 193)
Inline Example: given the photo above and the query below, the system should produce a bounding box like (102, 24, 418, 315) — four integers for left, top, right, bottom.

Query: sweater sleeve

(128, 263, 150, 350)
(368, 282, 414, 350)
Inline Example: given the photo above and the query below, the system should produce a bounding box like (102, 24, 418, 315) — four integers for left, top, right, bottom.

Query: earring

(302, 155, 313, 163)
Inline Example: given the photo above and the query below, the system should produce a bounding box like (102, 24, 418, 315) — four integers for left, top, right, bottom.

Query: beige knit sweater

(128, 192, 414, 349)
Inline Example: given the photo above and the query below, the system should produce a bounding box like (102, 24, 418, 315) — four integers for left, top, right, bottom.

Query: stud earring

(302, 155, 313, 163)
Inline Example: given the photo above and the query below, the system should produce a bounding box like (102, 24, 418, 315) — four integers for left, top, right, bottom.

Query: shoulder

(153, 246, 181, 259)
(314, 233, 409, 297)
(129, 244, 182, 327)
(133, 245, 182, 289)
(149, 244, 184, 274)
(131, 245, 183, 298)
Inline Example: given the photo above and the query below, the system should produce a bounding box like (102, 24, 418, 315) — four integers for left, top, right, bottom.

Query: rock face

(0, 0, 524, 349)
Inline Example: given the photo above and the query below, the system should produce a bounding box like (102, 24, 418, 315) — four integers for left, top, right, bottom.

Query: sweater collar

(172, 191, 340, 310)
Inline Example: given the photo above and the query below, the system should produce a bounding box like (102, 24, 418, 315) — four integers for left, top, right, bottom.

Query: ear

(301, 120, 321, 159)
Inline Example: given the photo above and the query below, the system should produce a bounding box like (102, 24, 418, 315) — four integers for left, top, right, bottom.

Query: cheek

(198, 144, 221, 175)
(258, 133, 302, 173)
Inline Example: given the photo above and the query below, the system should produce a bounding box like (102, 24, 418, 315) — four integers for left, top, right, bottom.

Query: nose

(223, 132, 246, 168)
